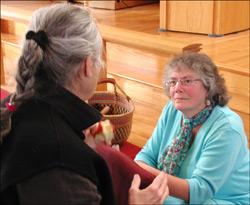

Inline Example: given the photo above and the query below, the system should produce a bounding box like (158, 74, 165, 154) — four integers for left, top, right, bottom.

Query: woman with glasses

(1, 3, 169, 204)
(135, 52, 249, 204)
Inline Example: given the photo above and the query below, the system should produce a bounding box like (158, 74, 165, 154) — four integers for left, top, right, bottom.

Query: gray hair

(1, 3, 103, 138)
(163, 52, 229, 106)
(17, 3, 103, 93)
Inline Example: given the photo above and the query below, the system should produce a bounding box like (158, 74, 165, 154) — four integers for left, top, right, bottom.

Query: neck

(183, 104, 207, 119)
(64, 82, 87, 102)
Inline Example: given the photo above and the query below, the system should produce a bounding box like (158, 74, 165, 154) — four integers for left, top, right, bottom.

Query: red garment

(97, 144, 155, 205)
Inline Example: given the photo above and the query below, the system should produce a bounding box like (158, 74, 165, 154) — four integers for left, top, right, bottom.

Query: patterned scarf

(157, 104, 213, 176)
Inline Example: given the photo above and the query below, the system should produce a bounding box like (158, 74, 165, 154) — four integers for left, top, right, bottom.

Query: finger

(156, 172, 167, 194)
(83, 129, 90, 136)
(151, 171, 165, 188)
(158, 172, 168, 190)
(130, 174, 141, 189)
(160, 185, 169, 204)
(157, 173, 169, 204)
(101, 106, 110, 115)
(90, 123, 99, 136)
(84, 134, 97, 149)
(147, 172, 168, 203)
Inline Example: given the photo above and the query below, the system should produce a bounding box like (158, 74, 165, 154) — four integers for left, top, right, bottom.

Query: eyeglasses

(166, 79, 202, 87)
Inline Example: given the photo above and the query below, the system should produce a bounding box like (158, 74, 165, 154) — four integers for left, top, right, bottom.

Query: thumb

(101, 106, 110, 115)
(130, 174, 141, 189)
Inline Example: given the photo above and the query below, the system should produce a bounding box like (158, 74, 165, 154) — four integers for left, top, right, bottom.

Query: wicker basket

(88, 78, 134, 145)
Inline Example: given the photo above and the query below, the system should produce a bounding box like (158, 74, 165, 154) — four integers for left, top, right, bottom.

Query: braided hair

(1, 3, 103, 140)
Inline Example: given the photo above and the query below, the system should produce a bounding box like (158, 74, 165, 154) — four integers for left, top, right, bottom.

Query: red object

(1, 88, 16, 112)
(96, 144, 155, 205)
(92, 120, 115, 138)
(120, 141, 142, 160)
(5, 102, 17, 112)
(1, 88, 10, 100)
(92, 121, 103, 137)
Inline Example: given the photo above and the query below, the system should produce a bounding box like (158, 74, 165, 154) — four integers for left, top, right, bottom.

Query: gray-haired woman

(135, 52, 250, 204)
(1, 3, 168, 204)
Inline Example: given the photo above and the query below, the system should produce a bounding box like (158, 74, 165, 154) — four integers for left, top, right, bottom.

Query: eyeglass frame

(165, 78, 202, 88)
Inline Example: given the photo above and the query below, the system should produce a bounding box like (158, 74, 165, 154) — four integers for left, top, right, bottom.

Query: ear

(78, 56, 94, 79)
(84, 56, 94, 78)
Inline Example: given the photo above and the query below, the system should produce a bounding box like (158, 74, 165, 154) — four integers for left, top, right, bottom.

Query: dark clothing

(16, 168, 102, 204)
(1, 86, 116, 204)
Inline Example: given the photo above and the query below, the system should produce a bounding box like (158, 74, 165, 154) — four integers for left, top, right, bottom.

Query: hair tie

(5, 102, 17, 112)
(26, 30, 48, 51)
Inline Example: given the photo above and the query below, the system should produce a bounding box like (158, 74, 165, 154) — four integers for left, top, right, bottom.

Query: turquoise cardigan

(135, 101, 249, 204)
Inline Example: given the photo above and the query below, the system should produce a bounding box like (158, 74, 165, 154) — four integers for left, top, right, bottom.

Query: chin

(173, 104, 186, 112)
(173, 100, 184, 107)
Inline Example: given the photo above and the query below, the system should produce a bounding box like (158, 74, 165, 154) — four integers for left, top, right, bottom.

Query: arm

(136, 161, 189, 203)
(187, 128, 244, 204)
(135, 102, 189, 201)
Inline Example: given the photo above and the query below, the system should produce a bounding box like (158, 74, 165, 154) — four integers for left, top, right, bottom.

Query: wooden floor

(1, 1, 249, 148)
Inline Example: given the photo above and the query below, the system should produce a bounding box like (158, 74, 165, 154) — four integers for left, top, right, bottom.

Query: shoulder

(203, 105, 247, 148)
(210, 105, 244, 132)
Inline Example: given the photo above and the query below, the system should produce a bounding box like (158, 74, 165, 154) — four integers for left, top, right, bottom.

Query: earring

(206, 100, 211, 106)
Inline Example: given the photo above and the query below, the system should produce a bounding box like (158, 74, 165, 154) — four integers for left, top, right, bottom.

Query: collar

(42, 85, 103, 135)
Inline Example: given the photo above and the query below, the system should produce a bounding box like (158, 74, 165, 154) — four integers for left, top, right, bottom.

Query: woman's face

(169, 67, 208, 118)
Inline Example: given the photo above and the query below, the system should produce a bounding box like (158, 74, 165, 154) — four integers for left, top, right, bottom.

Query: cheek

(190, 87, 208, 103)
(170, 87, 197, 98)
(170, 86, 207, 100)
(170, 88, 175, 98)
(185, 88, 198, 97)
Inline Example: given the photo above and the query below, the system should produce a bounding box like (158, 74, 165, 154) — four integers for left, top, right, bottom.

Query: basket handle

(98, 78, 116, 85)
(98, 78, 131, 102)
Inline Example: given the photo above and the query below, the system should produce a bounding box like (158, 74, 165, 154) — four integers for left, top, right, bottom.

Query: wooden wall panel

(160, 1, 250, 35)
(88, 0, 158, 10)
(213, 1, 250, 35)
(161, 1, 214, 34)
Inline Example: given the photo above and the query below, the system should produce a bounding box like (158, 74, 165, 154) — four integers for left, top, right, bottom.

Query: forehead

(169, 67, 199, 78)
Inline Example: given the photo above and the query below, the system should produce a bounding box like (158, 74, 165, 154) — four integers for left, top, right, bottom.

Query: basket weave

(88, 78, 134, 145)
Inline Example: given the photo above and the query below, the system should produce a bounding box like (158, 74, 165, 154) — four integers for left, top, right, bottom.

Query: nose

(174, 81, 184, 92)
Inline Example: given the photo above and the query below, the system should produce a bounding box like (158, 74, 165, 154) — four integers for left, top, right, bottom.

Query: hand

(83, 106, 110, 149)
(128, 172, 169, 205)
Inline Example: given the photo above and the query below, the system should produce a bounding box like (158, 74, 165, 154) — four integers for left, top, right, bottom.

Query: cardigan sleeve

(188, 128, 243, 204)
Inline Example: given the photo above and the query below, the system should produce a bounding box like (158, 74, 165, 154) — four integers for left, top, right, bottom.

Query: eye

(170, 80, 177, 86)
(184, 79, 193, 85)
(166, 80, 177, 87)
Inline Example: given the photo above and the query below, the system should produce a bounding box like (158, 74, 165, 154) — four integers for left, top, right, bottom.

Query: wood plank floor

(1, 1, 249, 147)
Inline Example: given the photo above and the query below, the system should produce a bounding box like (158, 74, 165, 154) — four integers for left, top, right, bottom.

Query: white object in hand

(93, 120, 114, 145)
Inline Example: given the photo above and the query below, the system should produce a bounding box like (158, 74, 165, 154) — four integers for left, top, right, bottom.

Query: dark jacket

(1, 86, 116, 204)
